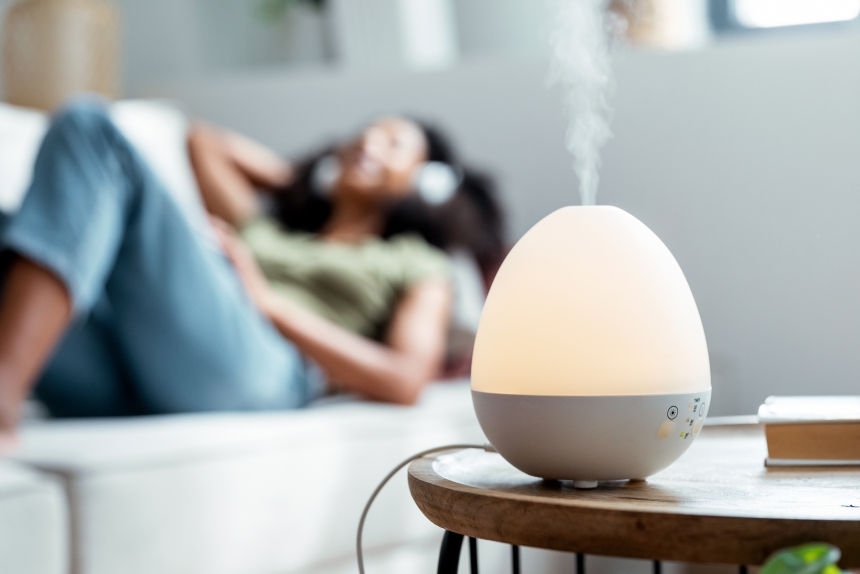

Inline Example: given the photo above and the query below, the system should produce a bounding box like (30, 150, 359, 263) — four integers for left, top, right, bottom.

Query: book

(757, 396, 860, 466)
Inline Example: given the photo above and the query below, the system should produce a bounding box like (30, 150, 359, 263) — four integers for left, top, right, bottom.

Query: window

(711, 0, 860, 31)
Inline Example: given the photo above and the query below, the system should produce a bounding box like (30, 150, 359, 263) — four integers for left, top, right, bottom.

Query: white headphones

(310, 154, 462, 206)
(310, 154, 341, 197)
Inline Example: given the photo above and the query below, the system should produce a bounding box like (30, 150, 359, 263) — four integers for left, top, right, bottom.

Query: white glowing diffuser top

(472, 206, 710, 396)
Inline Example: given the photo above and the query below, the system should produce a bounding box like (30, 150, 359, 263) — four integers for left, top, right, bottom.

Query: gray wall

(605, 31, 860, 416)
(146, 29, 860, 416)
(0, 0, 501, 95)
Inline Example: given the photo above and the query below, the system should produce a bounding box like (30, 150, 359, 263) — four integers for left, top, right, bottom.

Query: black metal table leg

(438, 531, 465, 574)
(739, 566, 748, 574)
(469, 537, 479, 574)
(437, 536, 738, 574)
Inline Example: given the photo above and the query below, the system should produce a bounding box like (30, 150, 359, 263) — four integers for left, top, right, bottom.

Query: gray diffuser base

(472, 389, 712, 482)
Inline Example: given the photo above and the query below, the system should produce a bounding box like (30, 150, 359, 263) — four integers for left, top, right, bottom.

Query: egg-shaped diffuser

(471, 206, 711, 487)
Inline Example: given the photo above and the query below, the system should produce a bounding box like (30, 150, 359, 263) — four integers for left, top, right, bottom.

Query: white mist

(547, 0, 625, 206)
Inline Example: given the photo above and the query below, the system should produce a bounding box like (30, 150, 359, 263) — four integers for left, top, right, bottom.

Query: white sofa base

(0, 460, 68, 574)
(13, 382, 484, 574)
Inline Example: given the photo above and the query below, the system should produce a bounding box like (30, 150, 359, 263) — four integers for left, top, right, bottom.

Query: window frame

(709, 0, 860, 34)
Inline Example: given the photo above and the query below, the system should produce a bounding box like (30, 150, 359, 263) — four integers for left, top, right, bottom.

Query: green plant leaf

(257, 0, 290, 23)
(256, 0, 326, 24)
(760, 544, 843, 574)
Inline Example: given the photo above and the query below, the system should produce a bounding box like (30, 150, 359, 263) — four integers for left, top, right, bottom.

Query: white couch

(0, 100, 490, 574)
(0, 460, 68, 574)
(10, 382, 485, 574)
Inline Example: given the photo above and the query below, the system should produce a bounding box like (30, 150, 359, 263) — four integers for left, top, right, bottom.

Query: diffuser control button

(667, 406, 679, 420)
(658, 420, 675, 439)
(692, 418, 703, 435)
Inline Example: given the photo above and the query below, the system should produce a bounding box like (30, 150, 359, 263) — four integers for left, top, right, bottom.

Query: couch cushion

(0, 103, 48, 213)
(12, 381, 484, 574)
(0, 100, 206, 231)
(109, 100, 210, 234)
(0, 460, 68, 574)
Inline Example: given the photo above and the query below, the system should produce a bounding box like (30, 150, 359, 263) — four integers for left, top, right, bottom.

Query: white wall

(0, 0, 463, 96)
(606, 31, 860, 415)
(0, 0, 207, 96)
(453, 0, 552, 59)
(145, 28, 860, 416)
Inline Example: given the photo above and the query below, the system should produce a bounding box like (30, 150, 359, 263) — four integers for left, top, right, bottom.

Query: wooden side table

(408, 423, 860, 573)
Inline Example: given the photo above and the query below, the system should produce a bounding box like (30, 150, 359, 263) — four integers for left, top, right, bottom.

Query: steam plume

(547, 0, 624, 206)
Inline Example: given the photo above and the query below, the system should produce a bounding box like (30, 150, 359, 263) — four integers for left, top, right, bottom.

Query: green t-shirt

(241, 217, 451, 340)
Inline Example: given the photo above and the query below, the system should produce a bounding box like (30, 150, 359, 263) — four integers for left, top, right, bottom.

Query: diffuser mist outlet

(471, 206, 711, 485)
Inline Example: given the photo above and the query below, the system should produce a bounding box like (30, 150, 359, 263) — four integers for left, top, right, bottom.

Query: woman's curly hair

(270, 121, 507, 282)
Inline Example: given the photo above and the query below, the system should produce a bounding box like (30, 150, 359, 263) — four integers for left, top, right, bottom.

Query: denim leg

(36, 297, 141, 417)
(3, 99, 320, 414)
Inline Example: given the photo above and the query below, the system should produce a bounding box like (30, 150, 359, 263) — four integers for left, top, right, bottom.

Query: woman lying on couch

(0, 98, 504, 442)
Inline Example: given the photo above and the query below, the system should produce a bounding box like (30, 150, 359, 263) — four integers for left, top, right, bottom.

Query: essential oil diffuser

(472, 206, 711, 487)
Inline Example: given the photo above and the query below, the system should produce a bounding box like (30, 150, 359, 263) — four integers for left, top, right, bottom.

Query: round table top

(407, 423, 860, 567)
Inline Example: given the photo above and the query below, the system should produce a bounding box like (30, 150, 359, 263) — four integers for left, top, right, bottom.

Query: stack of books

(758, 396, 860, 466)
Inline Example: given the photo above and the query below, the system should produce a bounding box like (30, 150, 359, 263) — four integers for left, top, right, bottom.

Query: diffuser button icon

(667, 406, 679, 420)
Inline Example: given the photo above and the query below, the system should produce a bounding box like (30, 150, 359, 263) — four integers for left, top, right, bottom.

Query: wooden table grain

(407, 423, 860, 567)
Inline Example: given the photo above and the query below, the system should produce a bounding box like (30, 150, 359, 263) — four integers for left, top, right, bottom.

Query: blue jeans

(1, 99, 322, 417)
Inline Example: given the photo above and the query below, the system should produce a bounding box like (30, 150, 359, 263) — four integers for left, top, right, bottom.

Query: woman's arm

(267, 279, 451, 405)
(188, 123, 293, 227)
(211, 219, 452, 405)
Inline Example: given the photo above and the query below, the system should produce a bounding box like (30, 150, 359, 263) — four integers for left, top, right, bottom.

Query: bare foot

(0, 380, 24, 452)
(0, 430, 19, 454)
(0, 256, 73, 448)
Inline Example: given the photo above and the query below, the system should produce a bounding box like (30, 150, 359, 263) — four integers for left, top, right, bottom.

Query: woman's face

(336, 118, 428, 202)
